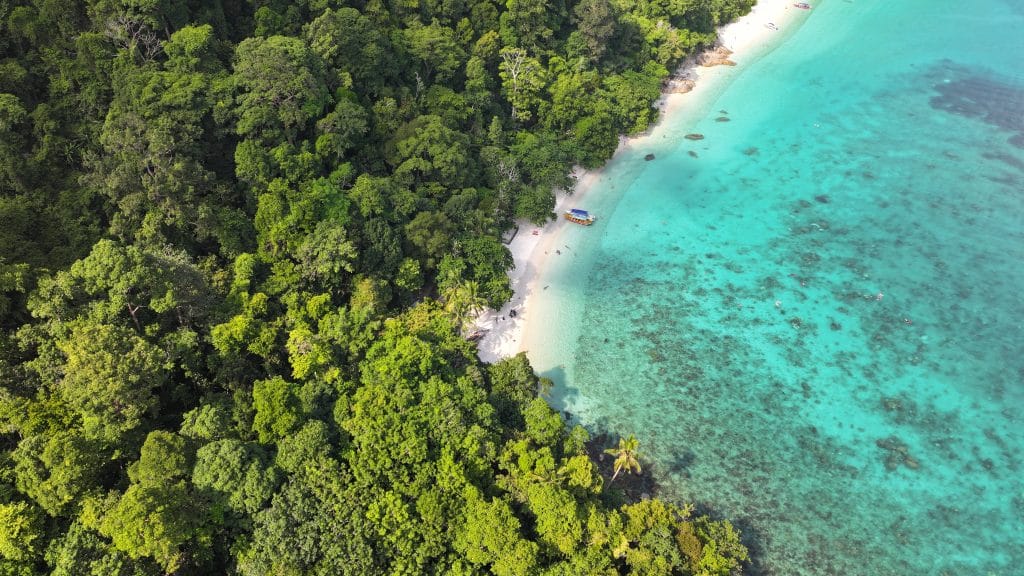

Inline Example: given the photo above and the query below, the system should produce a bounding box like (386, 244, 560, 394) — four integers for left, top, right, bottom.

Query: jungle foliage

(0, 0, 755, 573)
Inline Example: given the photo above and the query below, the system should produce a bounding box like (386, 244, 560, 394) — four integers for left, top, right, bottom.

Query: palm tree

(443, 281, 487, 334)
(604, 434, 642, 482)
(460, 281, 487, 319)
(537, 376, 553, 398)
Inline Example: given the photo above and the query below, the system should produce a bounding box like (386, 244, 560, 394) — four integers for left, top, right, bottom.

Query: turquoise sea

(525, 0, 1024, 573)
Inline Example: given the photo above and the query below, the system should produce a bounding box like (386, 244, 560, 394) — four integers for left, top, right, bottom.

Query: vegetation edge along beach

(474, 0, 807, 364)
(0, 0, 800, 573)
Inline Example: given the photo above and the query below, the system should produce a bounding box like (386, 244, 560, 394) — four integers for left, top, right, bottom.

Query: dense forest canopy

(1, 0, 756, 573)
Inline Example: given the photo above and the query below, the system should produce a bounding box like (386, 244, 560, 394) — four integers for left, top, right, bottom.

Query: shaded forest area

(0, 0, 756, 573)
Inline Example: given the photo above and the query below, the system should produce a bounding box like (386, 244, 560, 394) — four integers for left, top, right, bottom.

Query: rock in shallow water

(876, 436, 921, 471)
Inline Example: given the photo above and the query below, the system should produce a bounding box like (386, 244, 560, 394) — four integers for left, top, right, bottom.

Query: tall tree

(99, 431, 209, 573)
(498, 48, 546, 122)
(232, 35, 330, 143)
(57, 322, 165, 444)
(500, 0, 554, 50)
(403, 22, 466, 84)
(13, 429, 106, 516)
(304, 7, 392, 92)
(0, 500, 45, 564)
(442, 280, 487, 333)
(84, 25, 231, 247)
(572, 0, 618, 65)
(604, 434, 642, 481)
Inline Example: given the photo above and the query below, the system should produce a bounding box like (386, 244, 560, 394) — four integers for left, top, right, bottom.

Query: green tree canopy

(233, 35, 330, 143)
(57, 323, 165, 444)
(0, 0, 757, 572)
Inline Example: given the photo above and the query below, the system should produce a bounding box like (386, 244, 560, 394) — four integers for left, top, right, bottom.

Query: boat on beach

(564, 208, 596, 225)
(794, 2, 811, 9)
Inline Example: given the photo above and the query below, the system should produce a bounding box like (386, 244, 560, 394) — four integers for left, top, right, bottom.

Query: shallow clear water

(526, 0, 1024, 573)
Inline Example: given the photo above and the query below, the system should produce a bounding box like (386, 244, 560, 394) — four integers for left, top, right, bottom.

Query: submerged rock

(685, 133, 705, 141)
(876, 436, 920, 471)
(884, 452, 902, 471)
(882, 396, 902, 412)
(647, 349, 666, 363)
(645, 153, 656, 161)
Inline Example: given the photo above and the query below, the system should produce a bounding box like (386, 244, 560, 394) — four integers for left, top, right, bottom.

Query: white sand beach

(473, 168, 602, 363)
(659, 0, 805, 118)
(474, 0, 808, 363)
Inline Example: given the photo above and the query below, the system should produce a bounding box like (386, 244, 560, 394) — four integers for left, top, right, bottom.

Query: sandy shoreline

(474, 0, 807, 364)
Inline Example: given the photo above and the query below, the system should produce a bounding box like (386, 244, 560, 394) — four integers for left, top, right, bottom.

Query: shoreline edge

(474, 0, 809, 364)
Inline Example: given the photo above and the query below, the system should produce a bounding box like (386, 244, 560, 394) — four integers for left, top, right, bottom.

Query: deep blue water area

(526, 0, 1024, 573)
